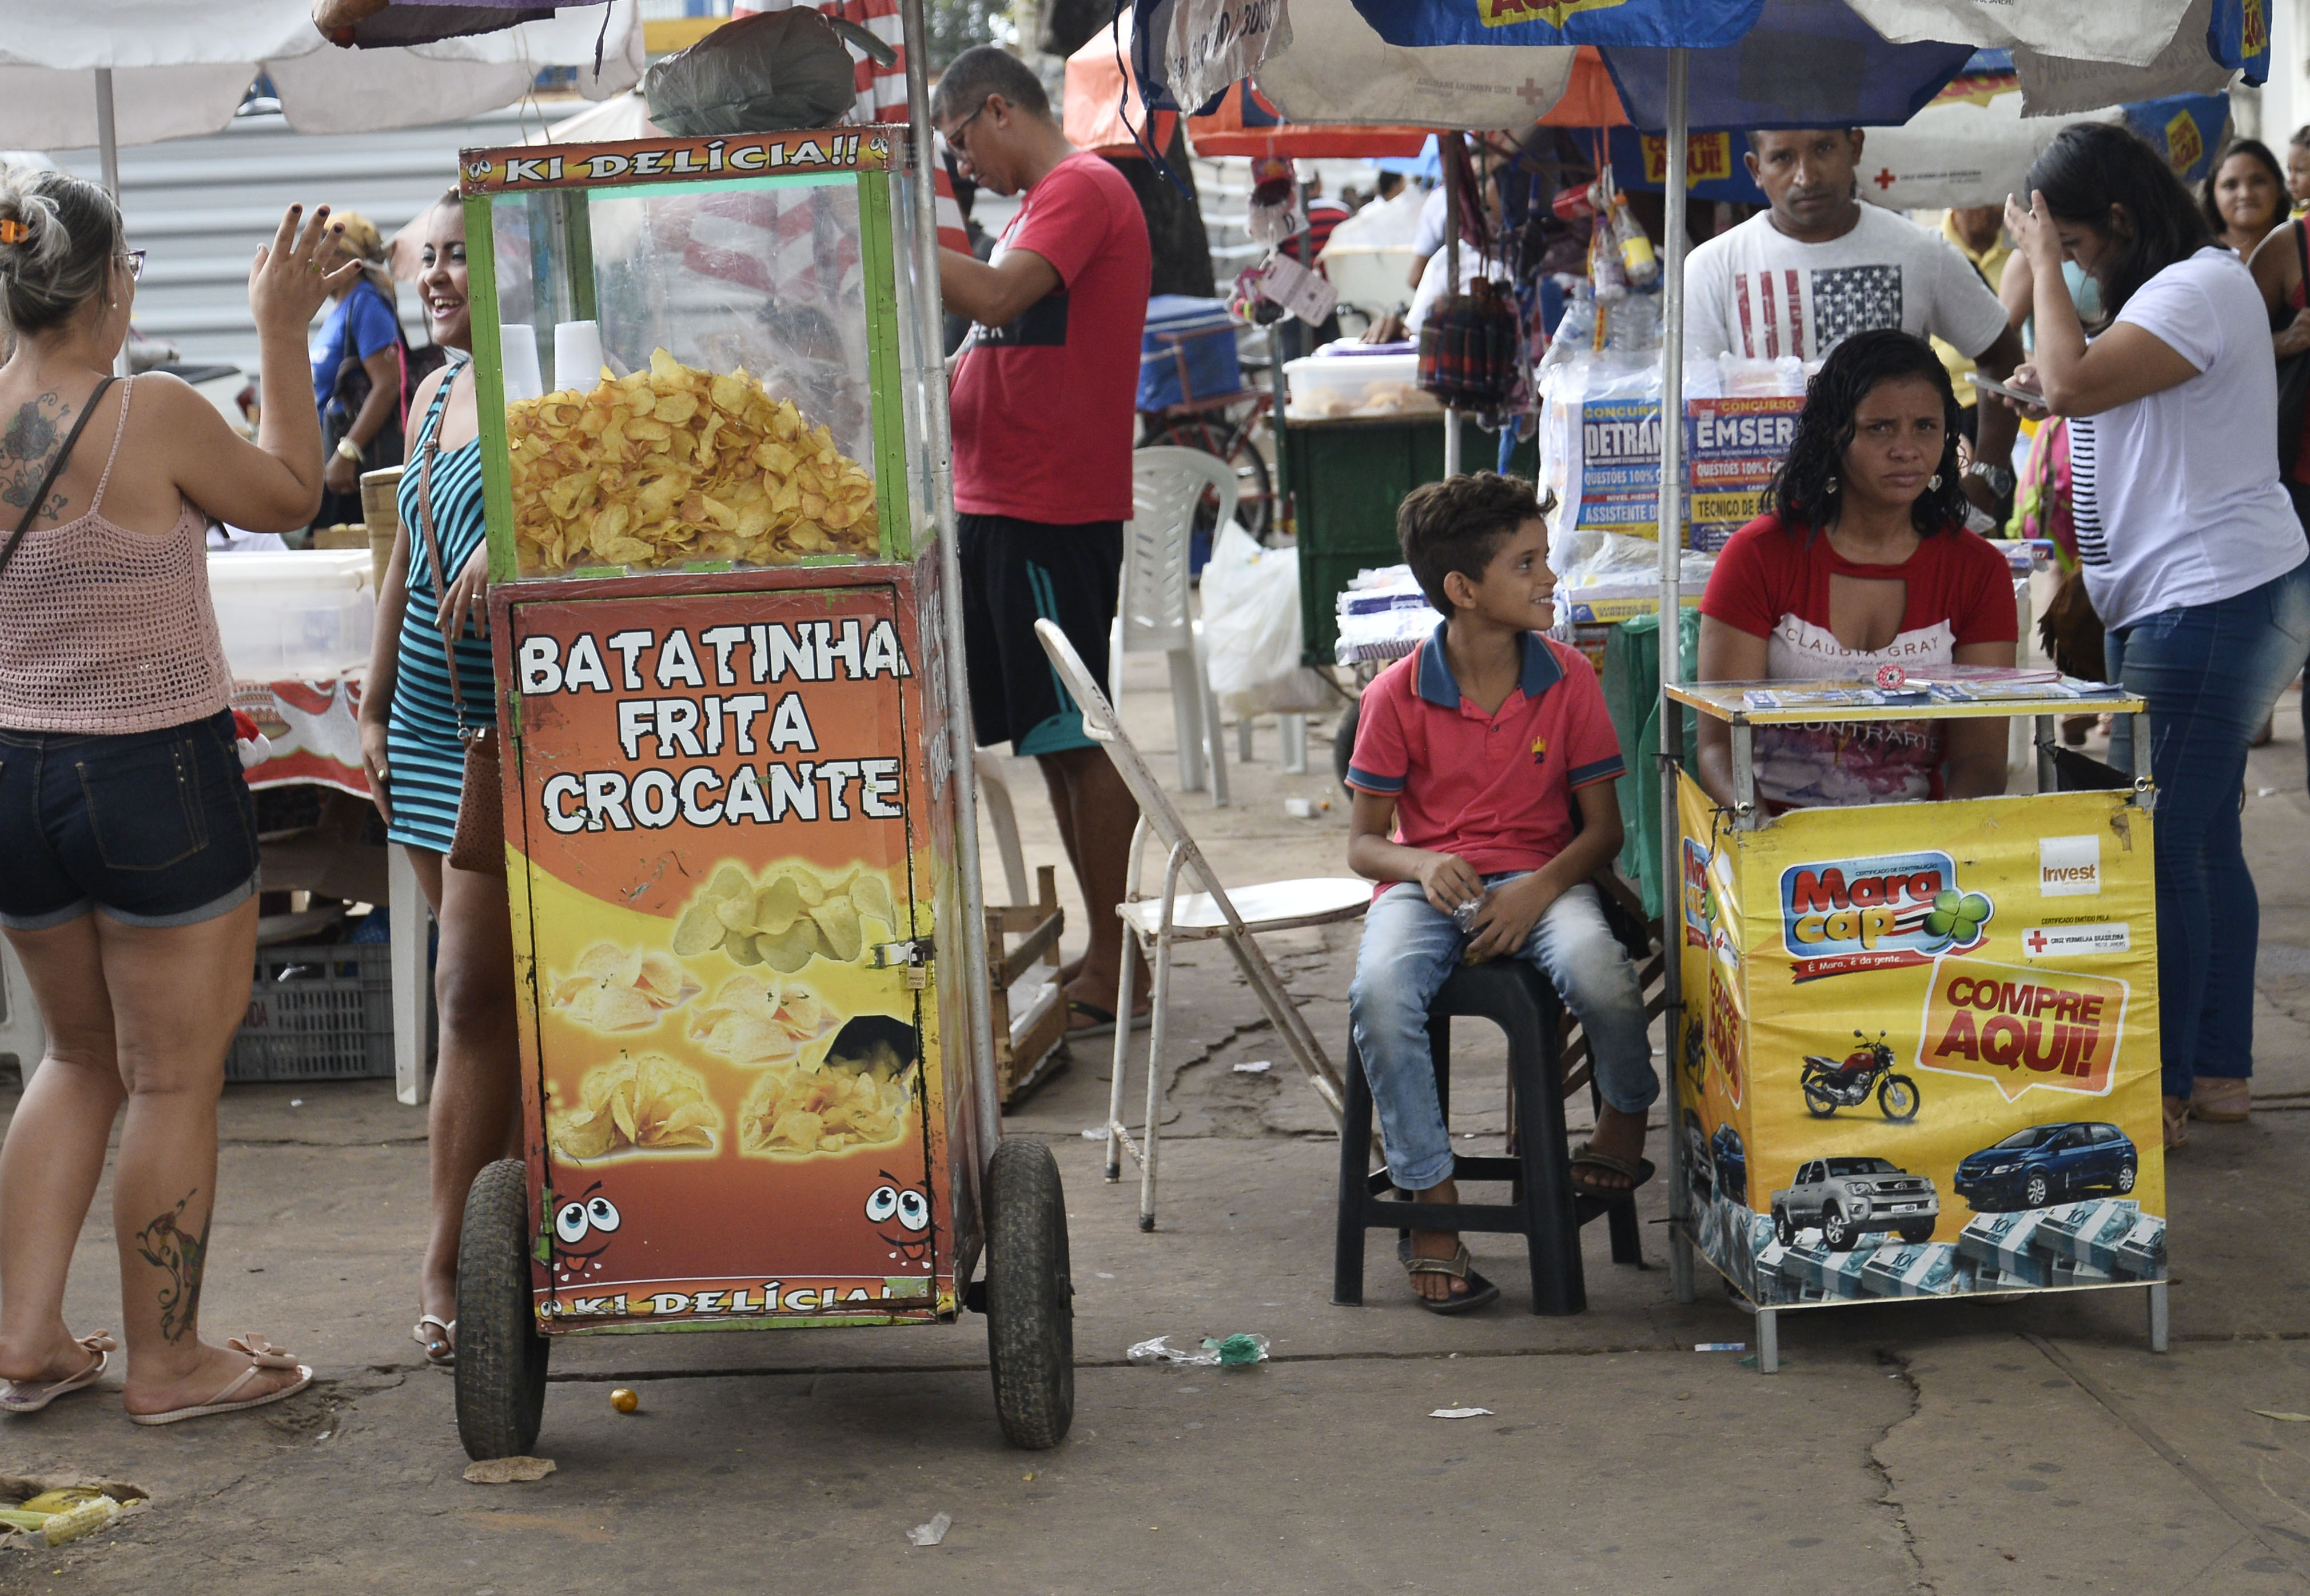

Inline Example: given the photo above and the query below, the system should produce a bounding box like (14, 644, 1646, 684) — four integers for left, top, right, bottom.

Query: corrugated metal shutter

(45, 105, 543, 375)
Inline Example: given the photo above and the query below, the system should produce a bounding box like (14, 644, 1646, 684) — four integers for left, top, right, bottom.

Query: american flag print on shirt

(1726, 264, 1905, 360)
(730, 0, 969, 254)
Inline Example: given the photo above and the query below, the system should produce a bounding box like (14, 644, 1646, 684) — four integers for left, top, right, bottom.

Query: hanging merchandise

(1582, 163, 1658, 290)
(1244, 154, 1306, 250)
(1416, 277, 1523, 417)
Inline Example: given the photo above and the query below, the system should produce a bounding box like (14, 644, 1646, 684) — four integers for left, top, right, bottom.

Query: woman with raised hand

(2007, 122, 2310, 1147)
(0, 168, 348, 1423)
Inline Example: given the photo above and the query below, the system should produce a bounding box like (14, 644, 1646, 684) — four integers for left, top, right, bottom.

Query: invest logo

(1779, 850, 1991, 981)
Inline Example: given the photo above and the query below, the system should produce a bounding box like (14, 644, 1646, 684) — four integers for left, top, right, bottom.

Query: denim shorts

(0, 708, 261, 931)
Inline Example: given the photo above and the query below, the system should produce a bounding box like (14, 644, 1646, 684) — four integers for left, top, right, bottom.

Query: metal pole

(1655, 49, 1695, 1306)
(1442, 132, 1461, 476)
(898, 0, 1003, 1160)
(95, 69, 132, 380)
(94, 70, 121, 198)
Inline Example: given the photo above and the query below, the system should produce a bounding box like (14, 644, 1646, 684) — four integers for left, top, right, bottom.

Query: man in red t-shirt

(934, 46, 1154, 1036)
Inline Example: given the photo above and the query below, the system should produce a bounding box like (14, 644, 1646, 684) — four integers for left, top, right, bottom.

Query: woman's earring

(1929, 473, 1942, 489)
(1825, 477, 1839, 494)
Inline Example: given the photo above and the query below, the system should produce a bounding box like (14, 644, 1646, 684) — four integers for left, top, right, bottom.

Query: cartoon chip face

(866, 1173, 931, 1268)
(548, 1183, 624, 1285)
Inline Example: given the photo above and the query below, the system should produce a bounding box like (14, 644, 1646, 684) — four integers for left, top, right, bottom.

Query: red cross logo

(2026, 929, 2048, 953)
(1518, 76, 1551, 105)
(1873, 167, 1898, 190)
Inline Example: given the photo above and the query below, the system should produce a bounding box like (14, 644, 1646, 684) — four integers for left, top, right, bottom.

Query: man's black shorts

(957, 513, 1123, 758)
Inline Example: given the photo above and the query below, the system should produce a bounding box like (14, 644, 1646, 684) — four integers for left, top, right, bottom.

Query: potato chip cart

(448, 72, 1071, 1457)
(1664, 681, 2168, 1372)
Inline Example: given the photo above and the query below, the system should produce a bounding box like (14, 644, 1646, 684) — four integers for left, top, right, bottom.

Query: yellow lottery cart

(1663, 681, 2166, 1371)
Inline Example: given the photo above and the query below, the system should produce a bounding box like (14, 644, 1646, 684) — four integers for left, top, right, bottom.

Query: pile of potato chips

(507, 348, 878, 574)
(551, 941, 700, 1033)
(551, 1052, 723, 1160)
(689, 972, 836, 1067)
(671, 861, 898, 971)
(738, 1040, 913, 1157)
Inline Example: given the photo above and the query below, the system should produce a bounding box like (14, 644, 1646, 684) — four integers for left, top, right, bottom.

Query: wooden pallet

(989, 865, 1067, 1106)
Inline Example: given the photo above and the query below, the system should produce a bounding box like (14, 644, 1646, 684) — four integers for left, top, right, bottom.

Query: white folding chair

(1114, 446, 1233, 805)
(973, 749, 1031, 908)
(1035, 617, 1369, 1232)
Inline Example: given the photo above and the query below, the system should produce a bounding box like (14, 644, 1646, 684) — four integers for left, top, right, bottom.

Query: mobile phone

(1968, 372, 2045, 406)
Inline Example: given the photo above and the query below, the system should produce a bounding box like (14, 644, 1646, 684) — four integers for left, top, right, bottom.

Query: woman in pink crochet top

(0, 169, 352, 1425)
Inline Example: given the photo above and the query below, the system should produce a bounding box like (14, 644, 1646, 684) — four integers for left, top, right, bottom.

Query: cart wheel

(984, 1139, 1074, 1450)
(455, 1157, 550, 1461)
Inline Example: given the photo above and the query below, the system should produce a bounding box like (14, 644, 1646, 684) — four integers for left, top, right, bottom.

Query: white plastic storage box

(206, 549, 375, 680)
(1283, 350, 1439, 421)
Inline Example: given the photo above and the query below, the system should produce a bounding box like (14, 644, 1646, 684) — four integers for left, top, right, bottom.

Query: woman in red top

(1698, 329, 2018, 810)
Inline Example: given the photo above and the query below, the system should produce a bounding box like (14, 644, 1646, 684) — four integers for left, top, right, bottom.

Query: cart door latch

(873, 936, 934, 989)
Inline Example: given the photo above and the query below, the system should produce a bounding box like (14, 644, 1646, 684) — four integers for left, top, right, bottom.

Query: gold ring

(308, 261, 322, 273)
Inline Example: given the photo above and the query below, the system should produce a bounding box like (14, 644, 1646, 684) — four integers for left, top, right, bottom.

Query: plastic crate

(226, 943, 396, 1083)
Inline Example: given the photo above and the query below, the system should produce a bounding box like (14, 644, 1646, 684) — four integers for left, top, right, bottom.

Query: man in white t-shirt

(1686, 128, 2026, 518)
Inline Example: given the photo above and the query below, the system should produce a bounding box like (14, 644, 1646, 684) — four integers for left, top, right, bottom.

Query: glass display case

(462, 127, 932, 579)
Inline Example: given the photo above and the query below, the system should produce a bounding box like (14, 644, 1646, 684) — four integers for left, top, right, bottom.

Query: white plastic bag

(1200, 522, 1331, 715)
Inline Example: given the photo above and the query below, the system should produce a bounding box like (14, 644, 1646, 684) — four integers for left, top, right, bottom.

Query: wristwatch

(1966, 460, 2015, 497)
(336, 436, 364, 464)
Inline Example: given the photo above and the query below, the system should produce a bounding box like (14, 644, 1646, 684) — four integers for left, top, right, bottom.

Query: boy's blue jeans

(1348, 875, 1658, 1192)
(2105, 560, 2310, 1098)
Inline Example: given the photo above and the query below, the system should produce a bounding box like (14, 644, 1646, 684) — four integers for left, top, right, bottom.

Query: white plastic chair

(1035, 617, 1370, 1232)
(0, 936, 45, 1074)
(1114, 446, 1233, 805)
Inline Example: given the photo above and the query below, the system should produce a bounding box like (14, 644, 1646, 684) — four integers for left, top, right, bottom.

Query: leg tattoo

(134, 1192, 212, 1344)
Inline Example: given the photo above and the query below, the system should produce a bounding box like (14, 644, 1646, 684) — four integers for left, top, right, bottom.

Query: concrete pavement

(3, 665, 2308, 1594)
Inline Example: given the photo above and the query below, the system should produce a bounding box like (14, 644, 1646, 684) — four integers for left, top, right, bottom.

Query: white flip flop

(126, 1335, 312, 1427)
(412, 1314, 456, 1370)
(0, 1331, 115, 1415)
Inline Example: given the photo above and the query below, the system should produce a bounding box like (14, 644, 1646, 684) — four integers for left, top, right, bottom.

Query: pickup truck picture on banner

(1674, 773, 2166, 1309)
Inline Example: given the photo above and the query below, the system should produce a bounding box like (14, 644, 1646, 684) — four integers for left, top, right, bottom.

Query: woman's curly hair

(1761, 329, 1969, 538)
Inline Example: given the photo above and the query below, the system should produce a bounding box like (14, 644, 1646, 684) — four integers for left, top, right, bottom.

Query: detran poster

(1675, 775, 2166, 1309)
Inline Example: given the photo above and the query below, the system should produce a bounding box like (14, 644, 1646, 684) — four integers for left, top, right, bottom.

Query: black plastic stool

(1332, 960, 1643, 1315)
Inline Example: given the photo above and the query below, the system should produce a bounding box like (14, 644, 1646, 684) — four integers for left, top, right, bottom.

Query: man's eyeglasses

(122, 249, 145, 281)
(935, 98, 991, 167)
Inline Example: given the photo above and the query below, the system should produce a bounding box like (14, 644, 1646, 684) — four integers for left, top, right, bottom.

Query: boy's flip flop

(1065, 1000, 1151, 1040)
(1404, 1240, 1500, 1315)
(126, 1335, 312, 1427)
(1569, 1143, 1656, 1198)
(0, 1331, 115, 1415)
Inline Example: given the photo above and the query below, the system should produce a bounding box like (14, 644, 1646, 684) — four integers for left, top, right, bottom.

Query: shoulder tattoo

(0, 393, 73, 521)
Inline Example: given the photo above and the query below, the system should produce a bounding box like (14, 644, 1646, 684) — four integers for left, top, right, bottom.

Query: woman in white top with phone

(2001, 122, 2310, 1148)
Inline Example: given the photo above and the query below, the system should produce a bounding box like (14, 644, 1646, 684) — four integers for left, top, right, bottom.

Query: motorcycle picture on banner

(1799, 1030, 1922, 1122)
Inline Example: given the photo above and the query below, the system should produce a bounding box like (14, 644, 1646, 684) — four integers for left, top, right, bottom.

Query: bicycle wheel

(1140, 414, 1275, 544)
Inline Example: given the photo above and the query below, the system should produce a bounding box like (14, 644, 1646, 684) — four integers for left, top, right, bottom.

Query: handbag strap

(0, 375, 117, 586)
(411, 368, 477, 741)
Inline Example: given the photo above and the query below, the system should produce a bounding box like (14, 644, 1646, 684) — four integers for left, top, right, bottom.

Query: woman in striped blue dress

(355, 193, 518, 1371)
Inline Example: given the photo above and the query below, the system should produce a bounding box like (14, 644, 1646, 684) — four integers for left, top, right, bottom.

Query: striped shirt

(384, 361, 495, 854)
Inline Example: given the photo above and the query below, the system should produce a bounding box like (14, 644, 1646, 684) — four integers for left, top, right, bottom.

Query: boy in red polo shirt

(1346, 473, 1655, 1312)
